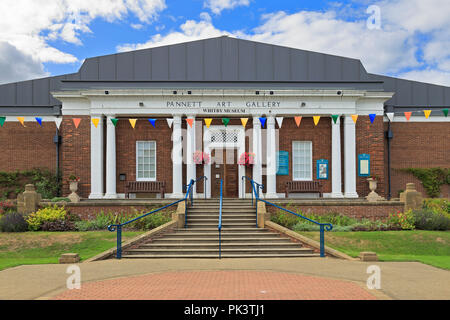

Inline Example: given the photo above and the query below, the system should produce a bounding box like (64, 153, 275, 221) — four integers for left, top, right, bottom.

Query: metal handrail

(218, 179, 223, 259)
(241, 176, 264, 205)
(241, 176, 333, 257)
(108, 178, 197, 259)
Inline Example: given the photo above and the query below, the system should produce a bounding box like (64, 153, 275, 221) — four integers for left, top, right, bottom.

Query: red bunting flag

(73, 118, 81, 128)
(404, 112, 412, 121)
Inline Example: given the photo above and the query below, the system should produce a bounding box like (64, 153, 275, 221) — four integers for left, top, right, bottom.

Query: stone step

(187, 218, 255, 223)
(162, 232, 279, 238)
(147, 237, 289, 243)
(121, 253, 320, 259)
(186, 214, 255, 218)
(172, 228, 267, 233)
(137, 243, 302, 249)
(188, 208, 256, 212)
(187, 223, 256, 228)
(124, 247, 314, 255)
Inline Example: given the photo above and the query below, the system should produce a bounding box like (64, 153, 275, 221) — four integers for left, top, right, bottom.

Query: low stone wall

(268, 200, 404, 220)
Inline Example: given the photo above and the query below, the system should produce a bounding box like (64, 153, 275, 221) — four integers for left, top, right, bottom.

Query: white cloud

(131, 23, 144, 30)
(398, 68, 450, 87)
(204, 0, 250, 15)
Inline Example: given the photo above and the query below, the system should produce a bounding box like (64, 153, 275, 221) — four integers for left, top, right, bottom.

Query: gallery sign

(166, 100, 282, 114)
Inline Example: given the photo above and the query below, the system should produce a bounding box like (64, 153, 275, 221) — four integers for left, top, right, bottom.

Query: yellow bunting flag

(204, 118, 213, 128)
(17, 117, 25, 127)
(294, 116, 302, 127)
(313, 116, 320, 126)
(240, 118, 248, 128)
(129, 119, 137, 129)
(73, 118, 81, 128)
(423, 110, 432, 119)
(91, 118, 100, 128)
(351, 114, 358, 124)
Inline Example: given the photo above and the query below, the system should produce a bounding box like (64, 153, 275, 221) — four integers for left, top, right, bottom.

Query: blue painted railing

(218, 179, 223, 259)
(108, 178, 202, 259)
(241, 176, 264, 206)
(241, 176, 333, 257)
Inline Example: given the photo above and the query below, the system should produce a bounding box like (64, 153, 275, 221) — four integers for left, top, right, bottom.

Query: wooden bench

(125, 181, 165, 198)
(285, 181, 323, 198)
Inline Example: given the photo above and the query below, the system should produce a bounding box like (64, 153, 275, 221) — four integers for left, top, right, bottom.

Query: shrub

(304, 212, 358, 226)
(387, 210, 415, 230)
(292, 221, 320, 232)
(0, 200, 16, 216)
(413, 209, 450, 231)
(41, 220, 76, 231)
(50, 197, 70, 203)
(74, 220, 95, 231)
(26, 205, 67, 231)
(0, 212, 28, 232)
(130, 211, 171, 230)
(271, 211, 301, 229)
(423, 199, 450, 218)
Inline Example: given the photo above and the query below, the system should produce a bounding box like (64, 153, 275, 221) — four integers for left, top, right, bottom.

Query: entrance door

(211, 148, 239, 198)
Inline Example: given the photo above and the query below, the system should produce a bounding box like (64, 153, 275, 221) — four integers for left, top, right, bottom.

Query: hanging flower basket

(193, 151, 211, 165)
(238, 152, 255, 168)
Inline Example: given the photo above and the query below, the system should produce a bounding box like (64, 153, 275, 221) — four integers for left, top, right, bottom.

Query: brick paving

(52, 270, 377, 300)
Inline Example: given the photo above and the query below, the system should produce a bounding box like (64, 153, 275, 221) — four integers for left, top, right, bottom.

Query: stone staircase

(120, 198, 319, 258)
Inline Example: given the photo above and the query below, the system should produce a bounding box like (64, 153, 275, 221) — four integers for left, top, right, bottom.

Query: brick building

(0, 36, 449, 199)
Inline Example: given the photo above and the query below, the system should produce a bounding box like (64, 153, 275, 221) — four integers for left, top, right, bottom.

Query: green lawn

(298, 230, 450, 270)
(0, 231, 144, 271)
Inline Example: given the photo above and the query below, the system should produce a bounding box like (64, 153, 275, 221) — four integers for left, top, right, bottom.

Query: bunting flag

(331, 115, 339, 124)
(294, 116, 302, 127)
(259, 117, 267, 128)
(110, 118, 118, 127)
(386, 112, 395, 122)
(148, 119, 156, 127)
(423, 110, 432, 119)
(166, 118, 174, 128)
(222, 118, 230, 127)
(369, 114, 376, 124)
(0, 116, 6, 127)
(129, 119, 137, 129)
(91, 118, 100, 128)
(276, 117, 283, 128)
(73, 118, 81, 128)
(240, 118, 248, 128)
(35, 117, 43, 127)
(351, 114, 358, 124)
(313, 116, 320, 126)
(54, 117, 62, 130)
(404, 112, 412, 121)
(186, 118, 193, 128)
(443, 109, 449, 117)
(204, 118, 213, 128)
(17, 117, 25, 127)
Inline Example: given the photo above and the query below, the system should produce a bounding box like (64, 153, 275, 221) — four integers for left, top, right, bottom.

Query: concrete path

(0, 258, 449, 300)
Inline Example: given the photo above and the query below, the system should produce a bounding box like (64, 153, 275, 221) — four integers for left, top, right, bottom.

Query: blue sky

(0, 0, 449, 86)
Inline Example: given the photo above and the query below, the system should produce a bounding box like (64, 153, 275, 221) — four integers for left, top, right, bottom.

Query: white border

(136, 141, 157, 181)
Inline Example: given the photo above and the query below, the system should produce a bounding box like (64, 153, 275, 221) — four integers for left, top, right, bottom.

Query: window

(136, 141, 156, 181)
(292, 141, 312, 181)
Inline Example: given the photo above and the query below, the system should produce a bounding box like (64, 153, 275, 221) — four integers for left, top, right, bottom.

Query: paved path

(1, 258, 449, 300)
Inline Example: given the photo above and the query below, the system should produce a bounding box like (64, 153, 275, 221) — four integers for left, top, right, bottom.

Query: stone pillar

(344, 115, 358, 198)
(104, 115, 118, 198)
(171, 115, 184, 198)
(400, 183, 423, 211)
(89, 115, 104, 199)
(331, 116, 344, 198)
(17, 184, 41, 215)
(266, 116, 278, 198)
(186, 115, 196, 196)
(252, 116, 262, 185)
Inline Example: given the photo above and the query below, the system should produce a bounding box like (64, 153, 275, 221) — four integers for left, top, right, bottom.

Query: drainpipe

(385, 113, 393, 200)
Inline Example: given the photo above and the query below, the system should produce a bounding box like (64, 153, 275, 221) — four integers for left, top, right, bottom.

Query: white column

(344, 115, 358, 198)
(104, 115, 118, 198)
(89, 115, 104, 199)
(331, 116, 344, 198)
(171, 115, 184, 198)
(186, 115, 197, 195)
(266, 116, 278, 198)
(252, 116, 262, 185)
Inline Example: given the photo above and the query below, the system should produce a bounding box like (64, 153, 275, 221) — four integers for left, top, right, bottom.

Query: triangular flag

(331, 115, 339, 124)
(351, 115, 358, 124)
(204, 118, 213, 128)
(111, 118, 118, 127)
(294, 116, 302, 127)
(17, 117, 25, 127)
(404, 112, 412, 121)
(35, 117, 43, 127)
(166, 118, 174, 128)
(443, 109, 449, 117)
(386, 112, 394, 122)
(222, 118, 230, 127)
(91, 118, 100, 128)
(54, 118, 62, 129)
(129, 119, 137, 129)
(73, 118, 81, 128)
(186, 118, 193, 128)
(423, 110, 431, 119)
(0, 116, 5, 127)
(369, 114, 376, 124)
(240, 118, 248, 128)
(276, 117, 283, 128)
(313, 116, 320, 126)
(259, 117, 266, 128)
(148, 119, 156, 127)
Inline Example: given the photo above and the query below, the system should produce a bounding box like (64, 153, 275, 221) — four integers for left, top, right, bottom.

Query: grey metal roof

(0, 36, 449, 113)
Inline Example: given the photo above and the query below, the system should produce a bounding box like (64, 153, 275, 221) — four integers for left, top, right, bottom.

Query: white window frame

(136, 141, 157, 181)
(292, 141, 313, 181)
